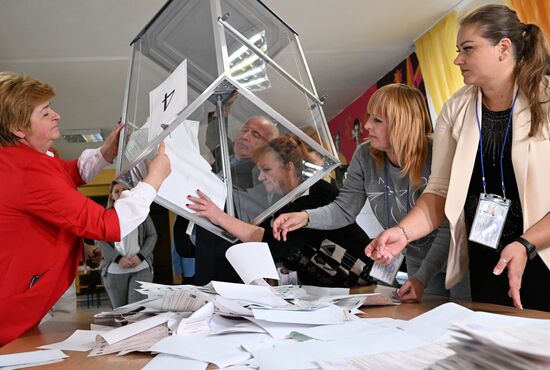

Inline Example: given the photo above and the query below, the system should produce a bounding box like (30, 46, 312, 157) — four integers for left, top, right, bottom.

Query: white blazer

(425, 77, 550, 288)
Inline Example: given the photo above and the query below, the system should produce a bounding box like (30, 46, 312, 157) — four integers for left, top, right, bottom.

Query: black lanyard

(474, 90, 519, 199)
(384, 158, 409, 229)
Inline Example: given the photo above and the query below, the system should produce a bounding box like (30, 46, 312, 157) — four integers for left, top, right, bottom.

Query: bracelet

(303, 211, 310, 228)
(397, 224, 410, 241)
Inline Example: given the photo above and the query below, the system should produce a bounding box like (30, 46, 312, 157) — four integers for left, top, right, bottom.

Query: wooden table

(0, 312, 152, 369)
(2, 296, 550, 369)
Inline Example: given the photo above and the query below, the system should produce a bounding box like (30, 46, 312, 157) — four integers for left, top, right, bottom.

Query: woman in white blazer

(367, 4, 550, 311)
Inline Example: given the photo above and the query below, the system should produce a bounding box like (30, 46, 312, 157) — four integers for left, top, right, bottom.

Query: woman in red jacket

(0, 72, 171, 345)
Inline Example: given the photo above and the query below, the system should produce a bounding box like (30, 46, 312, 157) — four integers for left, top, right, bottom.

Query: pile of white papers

(18, 299, 550, 369)
(22, 242, 550, 369)
(318, 304, 550, 370)
(429, 321, 550, 370)
(0, 349, 67, 369)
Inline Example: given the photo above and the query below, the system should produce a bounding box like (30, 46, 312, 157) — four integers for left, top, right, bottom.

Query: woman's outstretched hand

(272, 211, 309, 241)
(365, 226, 408, 264)
(144, 142, 171, 191)
(493, 241, 528, 310)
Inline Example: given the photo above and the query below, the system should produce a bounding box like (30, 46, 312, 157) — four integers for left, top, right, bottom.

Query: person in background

(206, 113, 280, 189)
(366, 5, 550, 311)
(173, 106, 279, 285)
(204, 91, 279, 189)
(188, 134, 372, 287)
(0, 72, 171, 345)
(273, 84, 471, 302)
(95, 182, 157, 308)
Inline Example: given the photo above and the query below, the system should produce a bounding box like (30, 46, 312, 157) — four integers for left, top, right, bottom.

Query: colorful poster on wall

(329, 52, 426, 164)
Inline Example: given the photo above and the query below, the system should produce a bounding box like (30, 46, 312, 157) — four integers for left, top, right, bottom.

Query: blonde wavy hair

(367, 83, 432, 188)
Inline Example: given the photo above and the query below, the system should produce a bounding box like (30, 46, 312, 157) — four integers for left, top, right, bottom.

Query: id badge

(369, 253, 405, 285)
(469, 193, 510, 249)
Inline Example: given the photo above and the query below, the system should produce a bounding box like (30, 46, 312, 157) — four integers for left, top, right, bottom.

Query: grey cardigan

(95, 216, 157, 277)
(307, 140, 451, 287)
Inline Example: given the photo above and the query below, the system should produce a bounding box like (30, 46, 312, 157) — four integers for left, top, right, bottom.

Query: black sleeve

(173, 216, 196, 258)
(306, 181, 371, 261)
(262, 219, 325, 261)
(323, 223, 371, 261)
(261, 180, 337, 261)
(263, 180, 371, 262)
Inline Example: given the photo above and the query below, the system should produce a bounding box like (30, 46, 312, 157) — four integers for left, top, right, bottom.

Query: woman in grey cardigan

(95, 182, 157, 308)
(273, 84, 470, 302)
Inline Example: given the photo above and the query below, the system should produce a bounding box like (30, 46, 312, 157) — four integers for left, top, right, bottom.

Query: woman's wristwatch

(514, 236, 538, 260)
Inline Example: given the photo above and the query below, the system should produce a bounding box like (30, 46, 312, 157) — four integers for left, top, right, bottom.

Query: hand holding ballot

(143, 141, 171, 191)
(271, 211, 309, 242)
(365, 226, 408, 264)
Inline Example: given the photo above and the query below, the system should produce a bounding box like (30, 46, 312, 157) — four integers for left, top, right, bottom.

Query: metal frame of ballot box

(115, 0, 338, 242)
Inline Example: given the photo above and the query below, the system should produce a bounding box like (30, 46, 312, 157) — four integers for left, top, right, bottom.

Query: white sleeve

(77, 148, 110, 183)
(114, 182, 157, 238)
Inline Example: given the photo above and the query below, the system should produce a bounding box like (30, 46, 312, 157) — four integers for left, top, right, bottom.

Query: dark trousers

(469, 243, 550, 311)
(193, 226, 241, 286)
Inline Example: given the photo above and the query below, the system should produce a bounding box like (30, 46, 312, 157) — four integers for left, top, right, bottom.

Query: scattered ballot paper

(317, 342, 454, 370)
(175, 302, 214, 337)
(142, 287, 213, 312)
(142, 353, 208, 370)
(0, 349, 68, 368)
(451, 321, 550, 362)
(89, 315, 169, 356)
(225, 242, 279, 284)
(212, 281, 288, 308)
(38, 330, 102, 352)
(159, 119, 227, 215)
(252, 304, 352, 325)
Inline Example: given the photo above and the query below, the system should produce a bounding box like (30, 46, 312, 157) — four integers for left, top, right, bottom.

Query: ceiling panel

(0, 0, 476, 159)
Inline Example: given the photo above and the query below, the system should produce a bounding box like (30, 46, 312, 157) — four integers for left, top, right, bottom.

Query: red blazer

(0, 144, 120, 345)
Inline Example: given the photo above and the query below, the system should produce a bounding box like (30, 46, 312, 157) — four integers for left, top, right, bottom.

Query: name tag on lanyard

(469, 90, 518, 250)
(469, 193, 510, 249)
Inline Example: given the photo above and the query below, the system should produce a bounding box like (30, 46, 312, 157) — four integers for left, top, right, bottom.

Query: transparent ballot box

(116, 0, 339, 242)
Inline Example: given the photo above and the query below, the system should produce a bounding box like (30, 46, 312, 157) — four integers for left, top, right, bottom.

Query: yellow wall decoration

(415, 12, 464, 116)
(509, 0, 550, 41)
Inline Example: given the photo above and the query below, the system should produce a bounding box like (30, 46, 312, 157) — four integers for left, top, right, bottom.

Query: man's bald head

(233, 116, 278, 159)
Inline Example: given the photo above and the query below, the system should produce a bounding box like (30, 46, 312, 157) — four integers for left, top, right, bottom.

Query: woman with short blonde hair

(273, 83, 471, 303)
(367, 83, 433, 188)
